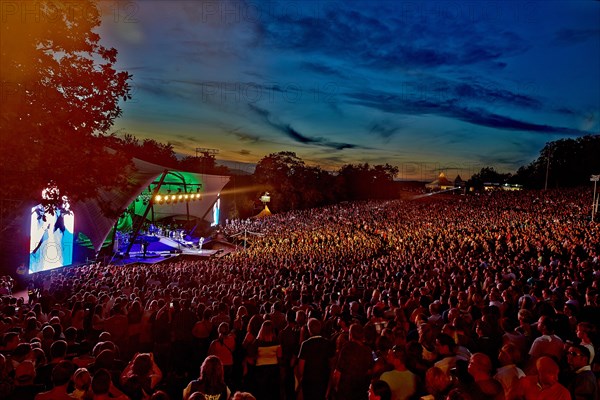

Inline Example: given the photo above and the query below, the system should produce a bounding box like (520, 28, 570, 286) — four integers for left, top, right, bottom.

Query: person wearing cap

(566, 344, 598, 400)
(70, 368, 92, 400)
(332, 323, 374, 400)
(380, 345, 417, 400)
(7, 360, 44, 400)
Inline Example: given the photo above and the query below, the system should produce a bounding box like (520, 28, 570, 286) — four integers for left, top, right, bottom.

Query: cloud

(554, 107, 578, 115)
(227, 127, 264, 143)
(554, 28, 600, 45)
(301, 61, 347, 79)
(247, 104, 368, 150)
(404, 75, 542, 110)
(475, 153, 530, 169)
(451, 81, 541, 109)
(347, 89, 585, 135)
(261, 4, 527, 71)
(136, 80, 190, 100)
(368, 121, 403, 140)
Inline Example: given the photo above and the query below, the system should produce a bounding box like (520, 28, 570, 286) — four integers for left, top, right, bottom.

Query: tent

(254, 205, 272, 219)
(425, 172, 454, 191)
(72, 157, 230, 251)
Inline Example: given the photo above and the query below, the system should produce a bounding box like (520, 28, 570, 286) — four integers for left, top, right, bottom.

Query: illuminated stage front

(110, 232, 235, 266)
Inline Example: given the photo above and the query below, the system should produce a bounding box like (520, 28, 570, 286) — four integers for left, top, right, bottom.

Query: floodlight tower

(592, 174, 599, 221)
(195, 148, 219, 158)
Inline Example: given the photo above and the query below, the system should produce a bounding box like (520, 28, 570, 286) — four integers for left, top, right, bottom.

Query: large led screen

(211, 196, 221, 227)
(29, 205, 74, 273)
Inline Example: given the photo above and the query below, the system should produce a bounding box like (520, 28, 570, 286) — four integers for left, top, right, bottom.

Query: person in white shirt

(494, 343, 525, 398)
(380, 345, 417, 400)
(528, 316, 563, 363)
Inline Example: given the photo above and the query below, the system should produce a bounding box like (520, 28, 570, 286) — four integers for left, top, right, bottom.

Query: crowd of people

(0, 188, 599, 400)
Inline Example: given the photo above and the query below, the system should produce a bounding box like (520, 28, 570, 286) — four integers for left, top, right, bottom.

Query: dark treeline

(104, 140, 400, 217)
(249, 151, 398, 215)
(459, 135, 600, 191)
(111, 134, 599, 218)
(514, 135, 600, 188)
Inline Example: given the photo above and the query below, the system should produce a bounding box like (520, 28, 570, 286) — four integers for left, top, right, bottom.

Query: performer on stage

(142, 239, 149, 258)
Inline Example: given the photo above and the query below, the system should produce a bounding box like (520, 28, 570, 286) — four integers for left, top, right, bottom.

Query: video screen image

(211, 196, 220, 227)
(29, 205, 74, 274)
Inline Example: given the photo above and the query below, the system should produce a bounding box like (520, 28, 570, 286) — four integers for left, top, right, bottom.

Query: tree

(299, 166, 336, 208)
(336, 163, 399, 200)
(469, 167, 511, 188)
(513, 135, 600, 188)
(110, 134, 179, 168)
(0, 1, 132, 272)
(179, 152, 230, 175)
(254, 152, 306, 211)
(0, 0, 132, 211)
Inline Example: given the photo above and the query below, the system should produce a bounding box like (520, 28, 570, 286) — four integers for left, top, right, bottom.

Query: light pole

(592, 175, 599, 221)
(544, 147, 552, 190)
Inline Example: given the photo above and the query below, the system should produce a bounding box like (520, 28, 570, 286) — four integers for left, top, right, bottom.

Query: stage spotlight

(184, 194, 189, 200)
(154, 194, 163, 204)
(178, 194, 183, 201)
(165, 195, 172, 204)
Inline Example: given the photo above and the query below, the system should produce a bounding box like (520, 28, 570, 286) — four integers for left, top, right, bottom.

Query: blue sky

(98, 0, 600, 179)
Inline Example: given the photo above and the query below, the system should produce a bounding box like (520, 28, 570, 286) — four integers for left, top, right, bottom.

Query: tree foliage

(253, 152, 399, 212)
(105, 134, 231, 175)
(179, 152, 230, 175)
(514, 135, 600, 188)
(469, 167, 512, 188)
(337, 163, 399, 200)
(0, 0, 132, 209)
(109, 134, 179, 168)
(254, 152, 306, 211)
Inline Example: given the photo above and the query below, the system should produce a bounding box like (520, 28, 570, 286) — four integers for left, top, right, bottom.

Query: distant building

(501, 183, 523, 191)
(483, 182, 523, 191)
(454, 175, 465, 188)
(425, 172, 455, 191)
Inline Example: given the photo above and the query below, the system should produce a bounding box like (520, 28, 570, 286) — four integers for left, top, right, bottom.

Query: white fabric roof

(72, 158, 230, 251)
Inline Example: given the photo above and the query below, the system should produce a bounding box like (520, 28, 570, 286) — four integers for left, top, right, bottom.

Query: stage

(110, 234, 237, 266)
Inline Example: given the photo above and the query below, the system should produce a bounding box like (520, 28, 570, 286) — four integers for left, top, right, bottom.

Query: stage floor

(111, 235, 238, 266)
(110, 248, 221, 266)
